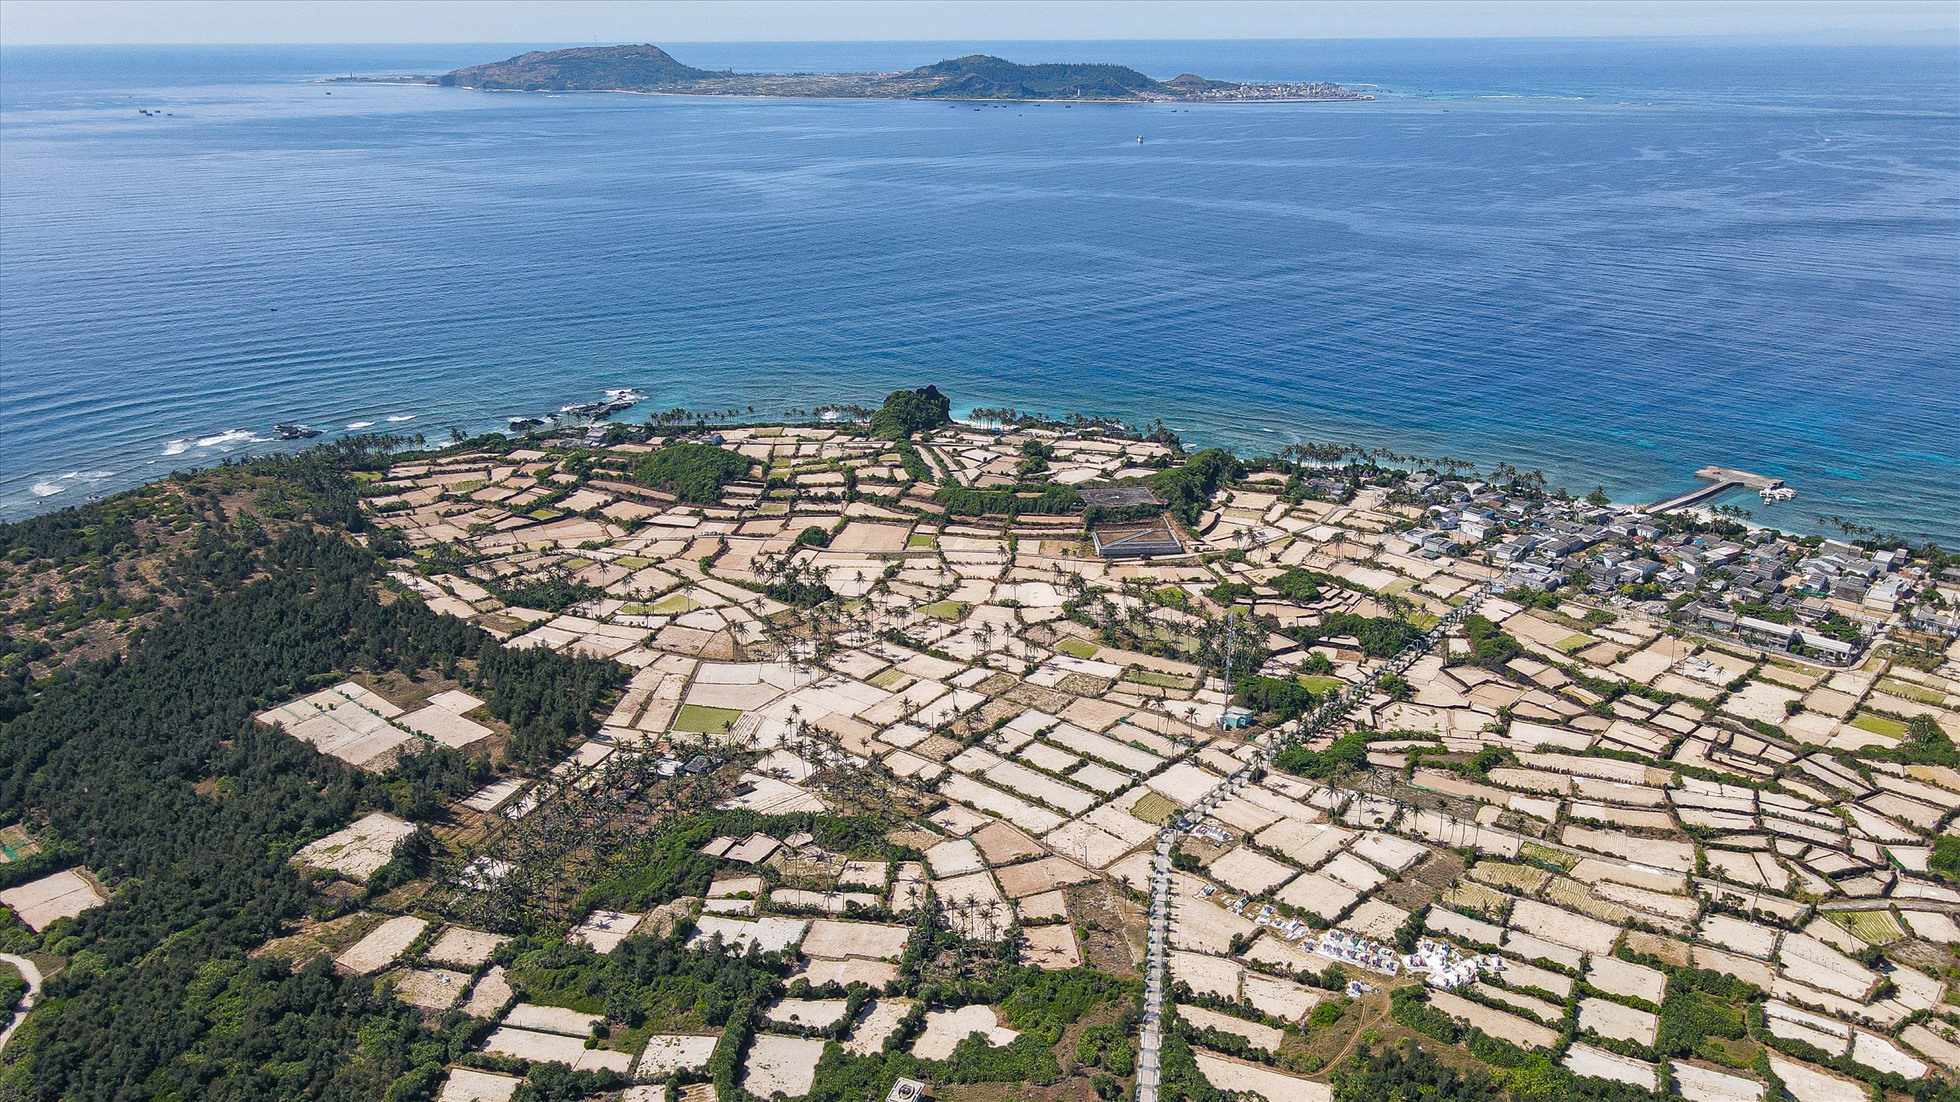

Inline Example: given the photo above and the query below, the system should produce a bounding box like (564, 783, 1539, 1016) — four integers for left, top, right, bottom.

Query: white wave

(345, 420, 375, 429)
(195, 428, 261, 448)
(163, 439, 192, 456)
(31, 481, 67, 497)
(385, 414, 416, 422)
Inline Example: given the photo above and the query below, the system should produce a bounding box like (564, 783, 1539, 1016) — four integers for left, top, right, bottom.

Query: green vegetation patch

(920, 600, 967, 622)
(1518, 841, 1578, 871)
(1878, 678, 1946, 706)
(865, 668, 908, 690)
(1552, 633, 1594, 654)
(1841, 909, 1905, 946)
(632, 442, 754, 504)
(906, 533, 935, 549)
(1850, 713, 1907, 740)
(1054, 638, 1100, 659)
(1124, 669, 1194, 691)
(672, 704, 744, 734)
(868, 385, 952, 440)
(1129, 791, 1180, 825)
(648, 593, 703, 614)
(1298, 675, 1346, 695)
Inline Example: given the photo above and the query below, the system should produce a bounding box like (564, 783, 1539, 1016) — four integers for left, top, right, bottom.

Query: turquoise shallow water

(2, 39, 1956, 540)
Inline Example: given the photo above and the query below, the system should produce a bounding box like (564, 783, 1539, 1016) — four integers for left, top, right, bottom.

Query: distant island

(336, 44, 1372, 103)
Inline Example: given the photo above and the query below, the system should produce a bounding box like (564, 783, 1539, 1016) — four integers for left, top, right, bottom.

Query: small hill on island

(905, 55, 1168, 99)
(431, 44, 1369, 102)
(443, 44, 715, 91)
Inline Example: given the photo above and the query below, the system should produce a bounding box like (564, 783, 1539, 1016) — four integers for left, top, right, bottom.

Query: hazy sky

(1, 0, 1953, 46)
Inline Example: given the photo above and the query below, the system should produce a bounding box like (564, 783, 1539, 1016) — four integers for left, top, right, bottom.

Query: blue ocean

(2, 38, 1956, 540)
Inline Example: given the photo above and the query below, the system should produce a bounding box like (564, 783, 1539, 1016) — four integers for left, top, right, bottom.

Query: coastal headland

(332, 43, 1373, 103)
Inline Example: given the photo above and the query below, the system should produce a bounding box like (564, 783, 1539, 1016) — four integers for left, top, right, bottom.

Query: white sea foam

(345, 420, 375, 429)
(195, 428, 262, 448)
(163, 439, 192, 456)
(385, 414, 415, 422)
(30, 481, 66, 498)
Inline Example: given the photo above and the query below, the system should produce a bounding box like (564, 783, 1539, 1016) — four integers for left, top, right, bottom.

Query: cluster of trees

(1235, 673, 1324, 723)
(473, 642, 625, 767)
(0, 443, 632, 1099)
(483, 569, 606, 614)
(1148, 448, 1241, 525)
(868, 385, 952, 440)
(1460, 613, 1524, 667)
(631, 442, 753, 503)
(933, 483, 1081, 518)
(1273, 731, 1375, 778)
(1304, 611, 1424, 658)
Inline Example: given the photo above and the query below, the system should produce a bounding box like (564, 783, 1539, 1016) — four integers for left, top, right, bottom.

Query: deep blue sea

(3, 38, 1957, 540)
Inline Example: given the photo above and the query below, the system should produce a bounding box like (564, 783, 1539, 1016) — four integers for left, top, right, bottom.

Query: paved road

(1133, 582, 1496, 1102)
(0, 952, 44, 1055)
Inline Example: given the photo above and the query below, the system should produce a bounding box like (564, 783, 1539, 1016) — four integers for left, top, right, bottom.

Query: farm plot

(637, 1034, 718, 1078)
(0, 867, 106, 931)
(740, 1035, 826, 1098)
(913, 1005, 1018, 1059)
(336, 915, 428, 975)
(1191, 1051, 1333, 1102)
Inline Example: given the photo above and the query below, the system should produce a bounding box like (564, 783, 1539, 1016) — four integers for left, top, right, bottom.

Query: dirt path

(0, 952, 45, 1055)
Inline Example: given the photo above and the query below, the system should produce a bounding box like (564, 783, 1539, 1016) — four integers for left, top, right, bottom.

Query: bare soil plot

(569, 909, 642, 953)
(1022, 923, 1081, 969)
(794, 957, 899, 988)
(1508, 898, 1619, 955)
(994, 856, 1094, 899)
(765, 997, 851, 1029)
(1205, 847, 1299, 896)
(912, 1005, 1018, 1059)
(1240, 972, 1321, 1023)
(637, 1034, 718, 1078)
(1586, 956, 1667, 1004)
(1767, 1054, 1865, 1102)
(426, 926, 510, 969)
(503, 1003, 600, 1036)
(1146, 762, 1224, 806)
(0, 867, 106, 931)
(336, 915, 428, 975)
(294, 812, 417, 882)
(1426, 989, 1559, 1049)
(1670, 1062, 1765, 1102)
(1578, 997, 1658, 1046)
(482, 1026, 630, 1073)
(689, 915, 808, 955)
(970, 822, 1042, 865)
(1178, 1006, 1283, 1051)
(1191, 1050, 1333, 1102)
(460, 966, 513, 1018)
(799, 919, 912, 961)
(844, 998, 917, 1056)
(436, 1068, 522, 1102)
(1274, 874, 1359, 921)
(1563, 1043, 1658, 1090)
(392, 967, 470, 1010)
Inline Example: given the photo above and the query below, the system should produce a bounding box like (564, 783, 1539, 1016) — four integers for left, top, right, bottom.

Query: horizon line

(5, 28, 1957, 48)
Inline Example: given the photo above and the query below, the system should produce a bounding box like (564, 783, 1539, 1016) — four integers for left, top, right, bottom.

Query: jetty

(1649, 466, 1783, 514)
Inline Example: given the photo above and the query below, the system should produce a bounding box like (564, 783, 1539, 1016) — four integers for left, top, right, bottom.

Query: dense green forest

(868, 386, 951, 441)
(631, 443, 754, 504)
(0, 451, 618, 1100)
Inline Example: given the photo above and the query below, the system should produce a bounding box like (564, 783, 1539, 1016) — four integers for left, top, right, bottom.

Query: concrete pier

(1649, 466, 1783, 514)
